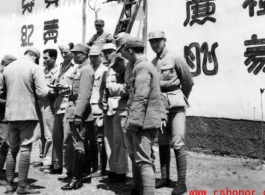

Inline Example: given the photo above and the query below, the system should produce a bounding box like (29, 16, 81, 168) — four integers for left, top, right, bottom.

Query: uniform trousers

(104, 114, 128, 174)
(0, 122, 9, 155)
(158, 108, 186, 150)
(52, 113, 74, 173)
(38, 100, 54, 166)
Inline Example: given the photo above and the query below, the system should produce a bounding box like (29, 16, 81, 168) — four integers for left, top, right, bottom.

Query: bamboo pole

(142, 0, 148, 54)
(82, 0, 87, 43)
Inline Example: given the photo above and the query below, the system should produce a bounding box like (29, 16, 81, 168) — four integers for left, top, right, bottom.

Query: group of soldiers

(0, 19, 194, 195)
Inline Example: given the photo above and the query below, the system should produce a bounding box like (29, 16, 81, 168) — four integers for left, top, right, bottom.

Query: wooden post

(82, 0, 87, 43)
(142, 0, 148, 54)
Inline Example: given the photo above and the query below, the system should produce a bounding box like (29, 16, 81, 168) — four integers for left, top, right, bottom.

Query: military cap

(109, 53, 124, 67)
(95, 20, 105, 25)
(71, 43, 90, 54)
(89, 45, 102, 56)
(24, 47, 41, 58)
(115, 32, 131, 52)
(1, 54, 17, 66)
(124, 37, 145, 49)
(148, 31, 166, 40)
(102, 43, 117, 51)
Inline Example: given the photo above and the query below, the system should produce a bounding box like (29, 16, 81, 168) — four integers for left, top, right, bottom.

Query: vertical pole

(82, 0, 87, 43)
(261, 92, 264, 160)
(142, 0, 148, 54)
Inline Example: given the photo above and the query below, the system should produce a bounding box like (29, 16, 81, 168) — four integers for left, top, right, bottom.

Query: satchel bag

(166, 89, 190, 109)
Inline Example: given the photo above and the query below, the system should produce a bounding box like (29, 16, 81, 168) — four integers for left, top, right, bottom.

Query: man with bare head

(50, 40, 77, 180)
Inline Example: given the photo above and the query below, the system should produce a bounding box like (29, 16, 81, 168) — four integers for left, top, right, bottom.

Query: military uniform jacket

(53, 61, 78, 114)
(0, 57, 48, 121)
(88, 31, 115, 48)
(152, 48, 194, 113)
(91, 63, 108, 117)
(66, 60, 94, 122)
(126, 56, 162, 130)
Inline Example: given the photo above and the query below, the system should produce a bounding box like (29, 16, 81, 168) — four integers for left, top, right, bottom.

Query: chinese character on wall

(43, 19, 59, 45)
(22, 0, 35, 15)
(184, 0, 216, 27)
(244, 34, 265, 75)
(242, 0, 265, 17)
(45, 0, 59, 8)
(184, 42, 219, 77)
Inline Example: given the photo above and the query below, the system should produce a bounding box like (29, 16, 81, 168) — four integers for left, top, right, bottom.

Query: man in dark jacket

(0, 55, 17, 185)
(61, 43, 95, 190)
(149, 31, 194, 195)
(123, 37, 162, 195)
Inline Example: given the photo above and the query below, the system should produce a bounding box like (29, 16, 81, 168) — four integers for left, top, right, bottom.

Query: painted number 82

(21, 24, 34, 47)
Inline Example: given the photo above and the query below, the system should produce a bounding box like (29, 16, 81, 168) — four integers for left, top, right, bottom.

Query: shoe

(81, 174, 91, 184)
(16, 185, 40, 194)
(5, 182, 17, 194)
(171, 183, 187, 195)
(125, 179, 133, 186)
(47, 168, 62, 174)
(61, 177, 83, 190)
(108, 173, 126, 183)
(155, 178, 170, 189)
(39, 165, 52, 172)
(131, 189, 141, 195)
(32, 161, 43, 168)
(58, 172, 72, 180)
(107, 171, 116, 180)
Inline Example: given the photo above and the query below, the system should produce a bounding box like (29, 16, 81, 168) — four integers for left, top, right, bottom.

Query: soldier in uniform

(87, 20, 115, 48)
(61, 43, 95, 190)
(102, 53, 129, 183)
(123, 37, 162, 195)
(0, 55, 17, 185)
(51, 41, 77, 179)
(102, 43, 116, 66)
(37, 48, 59, 172)
(148, 31, 194, 195)
(1, 47, 48, 194)
(89, 46, 108, 177)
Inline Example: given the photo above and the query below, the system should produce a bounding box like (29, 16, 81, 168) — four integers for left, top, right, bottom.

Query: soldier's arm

(175, 56, 194, 99)
(128, 65, 151, 128)
(87, 34, 96, 46)
(0, 74, 6, 107)
(33, 67, 49, 100)
(74, 67, 94, 117)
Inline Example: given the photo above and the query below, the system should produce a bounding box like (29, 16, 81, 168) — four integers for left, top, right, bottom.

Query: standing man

(61, 43, 95, 190)
(0, 55, 17, 184)
(148, 31, 194, 195)
(103, 53, 129, 183)
(0, 47, 48, 194)
(87, 20, 115, 48)
(52, 41, 77, 179)
(123, 37, 162, 195)
(37, 48, 59, 172)
(89, 46, 108, 177)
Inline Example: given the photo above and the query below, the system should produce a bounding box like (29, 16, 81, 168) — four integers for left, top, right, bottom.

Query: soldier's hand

(160, 120, 166, 134)
(74, 115, 82, 125)
(56, 83, 69, 89)
(128, 124, 138, 134)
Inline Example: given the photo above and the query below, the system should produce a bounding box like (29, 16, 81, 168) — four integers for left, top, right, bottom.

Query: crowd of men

(0, 19, 194, 195)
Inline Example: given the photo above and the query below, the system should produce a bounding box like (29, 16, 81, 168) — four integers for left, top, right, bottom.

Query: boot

(5, 182, 17, 194)
(61, 151, 84, 190)
(90, 142, 98, 174)
(172, 148, 187, 195)
(155, 145, 171, 189)
(91, 142, 107, 177)
(82, 149, 91, 183)
(16, 185, 40, 194)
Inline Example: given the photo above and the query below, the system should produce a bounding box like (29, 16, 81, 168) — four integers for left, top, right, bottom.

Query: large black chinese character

(184, 0, 216, 27)
(22, 0, 35, 15)
(43, 19, 59, 45)
(242, 0, 265, 17)
(244, 34, 265, 75)
(184, 42, 218, 77)
(45, 0, 59, 8)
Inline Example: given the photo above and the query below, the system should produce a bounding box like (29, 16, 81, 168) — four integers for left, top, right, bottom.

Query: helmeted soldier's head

(0, 54, 17, 72)
(89, 46, 102, 67)
(115, 32, 131, 60)
(148, 31, 166, 54)
(124, 37, 145, 63)
(102, 43, 116, 63)
(95, 20, 104, 33)
(71, 43, 90, 64)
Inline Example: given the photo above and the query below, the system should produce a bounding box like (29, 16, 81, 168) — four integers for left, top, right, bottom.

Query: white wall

(0, 0, 263, 121)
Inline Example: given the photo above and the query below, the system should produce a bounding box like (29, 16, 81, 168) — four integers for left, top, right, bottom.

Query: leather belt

(161, 86, 180, 93)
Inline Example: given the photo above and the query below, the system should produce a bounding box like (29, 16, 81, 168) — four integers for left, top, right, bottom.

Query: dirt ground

(0, 145, 264, 195)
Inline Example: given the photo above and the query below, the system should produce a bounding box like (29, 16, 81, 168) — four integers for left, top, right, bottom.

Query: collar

(157, 48, 169, 59)
(61, 60, 74, 72)
(44, 64, 58, 74)
(134, 56, 148, 67)
(97, 30, 104, 36)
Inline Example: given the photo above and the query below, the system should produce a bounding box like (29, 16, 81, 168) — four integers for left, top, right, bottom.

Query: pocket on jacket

(161, 64, 174, 80)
